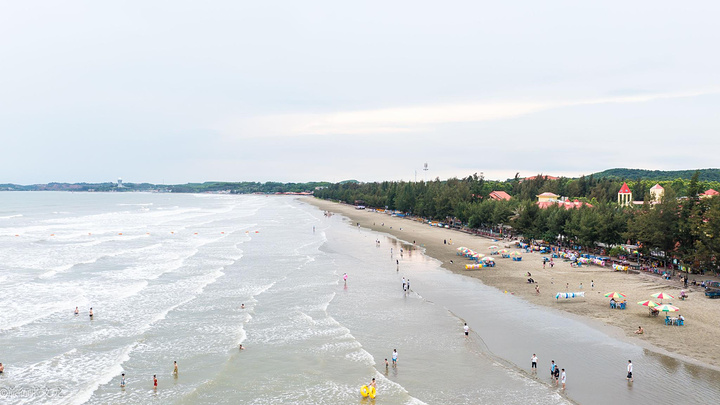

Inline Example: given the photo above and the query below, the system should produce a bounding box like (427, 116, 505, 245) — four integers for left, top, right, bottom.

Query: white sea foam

(0, 213, 23, 219)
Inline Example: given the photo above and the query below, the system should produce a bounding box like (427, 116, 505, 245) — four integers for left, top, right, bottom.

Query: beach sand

(304, 197, 720, 369)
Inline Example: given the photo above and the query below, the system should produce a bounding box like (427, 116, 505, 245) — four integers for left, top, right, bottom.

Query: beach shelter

(651, 292, 675, 303)
(510, 251, 522, 257)
(489, 245, 498, 250)
(655, 304, 679, 314)
(637, 300, 659, 307)
(604, 292, 626, 300)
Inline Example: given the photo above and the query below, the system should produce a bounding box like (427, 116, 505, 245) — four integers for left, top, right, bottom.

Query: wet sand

(304, 197, 720, 370)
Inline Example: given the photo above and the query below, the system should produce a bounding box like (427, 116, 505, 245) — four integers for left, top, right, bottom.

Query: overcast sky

(1, 1, 718, 184)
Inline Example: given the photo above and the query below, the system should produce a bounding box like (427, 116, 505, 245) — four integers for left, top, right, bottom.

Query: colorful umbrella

(510, 251, 522, 257)
(655, 304, 679, 313)
(637, 300, 659, 307)
(498, 249, 509, 254)
(481, 256, 494, 262)
(651, 292, 675, 300)
(604, 292, 627, 299)
(489, 245, 498, 250)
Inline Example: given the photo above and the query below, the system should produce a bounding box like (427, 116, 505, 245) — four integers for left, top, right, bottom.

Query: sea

(0, 192, 719, 405)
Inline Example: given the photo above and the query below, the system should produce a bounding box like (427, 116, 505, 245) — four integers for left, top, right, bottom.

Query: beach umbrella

(472, 253, 485, 258)
(481, 256, 494, 262)
(498, 249, 509, 254)
(489, 245, 498, 250)
(604, 292, 626, 299)
(637, 300, 659, 307)
(655, 304, 679, 313)
(651, 292, 674, 300)
(510, 251, 522, 257)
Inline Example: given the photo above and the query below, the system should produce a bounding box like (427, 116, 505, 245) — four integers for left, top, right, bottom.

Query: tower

(650, 184, 664, 203)
(618, 182, 632, 206)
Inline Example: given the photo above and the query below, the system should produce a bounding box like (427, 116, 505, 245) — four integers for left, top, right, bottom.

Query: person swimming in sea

(238, 344, 245, 350)
(74, 307, 79, 315)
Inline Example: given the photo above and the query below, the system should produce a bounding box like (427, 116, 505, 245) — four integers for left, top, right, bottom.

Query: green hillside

(591, 168, 720, 182)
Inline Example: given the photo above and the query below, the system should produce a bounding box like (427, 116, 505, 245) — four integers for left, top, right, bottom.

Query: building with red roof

(618, 182, 632, 206)
(701, 189, 719, 198)
(489, 190, 512, 201)
(522, 175, 559, 182)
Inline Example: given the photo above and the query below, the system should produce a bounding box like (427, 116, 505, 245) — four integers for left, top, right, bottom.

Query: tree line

(314, 172, 720, 274)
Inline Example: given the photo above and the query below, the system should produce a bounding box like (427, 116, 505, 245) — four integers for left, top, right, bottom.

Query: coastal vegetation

(314, 172, 720, 275)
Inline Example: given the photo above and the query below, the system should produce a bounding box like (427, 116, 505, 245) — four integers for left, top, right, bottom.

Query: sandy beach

(305, 197, 720, 369)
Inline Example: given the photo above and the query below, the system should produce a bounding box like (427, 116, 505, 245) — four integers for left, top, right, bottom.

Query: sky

(1, 0, 719, 184)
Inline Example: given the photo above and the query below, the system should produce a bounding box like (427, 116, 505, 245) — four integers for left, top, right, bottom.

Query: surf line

(448, 308, 579, 404)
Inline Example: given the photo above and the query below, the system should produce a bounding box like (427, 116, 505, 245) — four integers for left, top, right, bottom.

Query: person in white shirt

(392, 349, 398, 366)
(561, 369, 566, 390)
(531, 354, 538, 370)
(627, 360, 633, 382)
(463, 323, 469, 336)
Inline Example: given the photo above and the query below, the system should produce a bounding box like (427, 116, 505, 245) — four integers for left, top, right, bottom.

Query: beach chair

(665, 316, 672, 325)
(619, 302, 626, 310)
(677, 319, 684, 326)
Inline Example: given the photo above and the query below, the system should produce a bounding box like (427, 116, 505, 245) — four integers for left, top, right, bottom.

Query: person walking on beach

(402, 277, 406, 291)
(535, 285, 540, 294)
(550, 260, 554, 268)
(153, 374, 158, 390)
(591, 280, 594, 290)
(579, 282, 583, 290)
(531, 354, 538, 371)
(464, 323, 469, 336)
(173, 361, 178, 376)
(543, 261, 546, 269)
(406, 279, 410, 291)
(392, 349, 398, 366)
(627, 360, 633, 382)
(120, 373, 126, 388)
(561, 368, 566, 390)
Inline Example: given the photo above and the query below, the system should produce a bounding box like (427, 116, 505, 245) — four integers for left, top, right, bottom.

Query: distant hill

(591, 168, 720, 182)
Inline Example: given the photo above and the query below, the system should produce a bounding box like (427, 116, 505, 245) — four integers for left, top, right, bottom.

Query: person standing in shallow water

(173, 361, 178, 376)
(627, 360, 633, 382)
(392, 349, 398, 366)
(153, 374, 158, 390)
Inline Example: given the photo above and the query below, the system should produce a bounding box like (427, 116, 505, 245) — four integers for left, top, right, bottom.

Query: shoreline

(302, 197, 720, 372)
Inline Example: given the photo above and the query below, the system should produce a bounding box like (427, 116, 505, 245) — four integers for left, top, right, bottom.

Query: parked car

(705, 281, 720, 298)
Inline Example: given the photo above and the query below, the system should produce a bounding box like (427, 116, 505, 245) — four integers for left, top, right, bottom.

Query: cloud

(219, 89, 718, 139)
